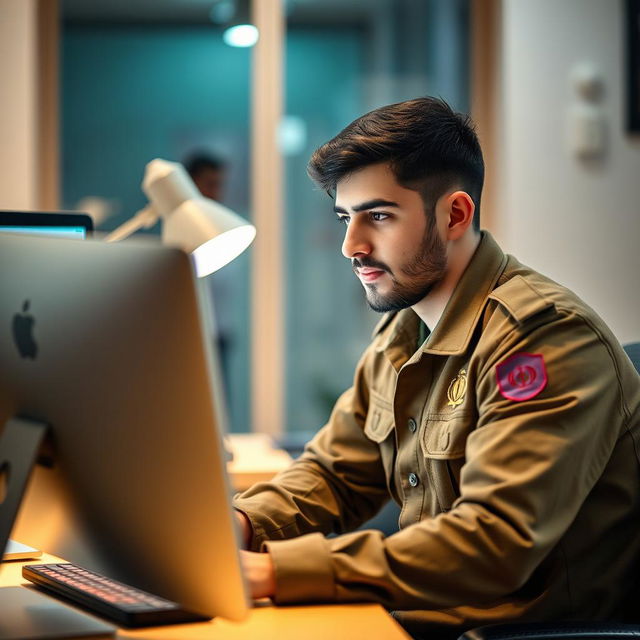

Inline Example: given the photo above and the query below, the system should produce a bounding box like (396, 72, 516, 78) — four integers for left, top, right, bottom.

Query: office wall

(497, 0, 640, 343)
(0, 0, 39, 209)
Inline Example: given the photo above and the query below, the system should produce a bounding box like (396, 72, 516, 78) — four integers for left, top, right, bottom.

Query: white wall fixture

(567, 63, 606, 159)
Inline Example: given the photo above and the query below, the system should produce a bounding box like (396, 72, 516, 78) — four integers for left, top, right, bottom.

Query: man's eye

(371, 212, 389, 221)
(336, 216, 350, 225)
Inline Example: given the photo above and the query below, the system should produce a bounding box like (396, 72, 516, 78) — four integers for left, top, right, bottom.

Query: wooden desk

(0, 554, 411, 639)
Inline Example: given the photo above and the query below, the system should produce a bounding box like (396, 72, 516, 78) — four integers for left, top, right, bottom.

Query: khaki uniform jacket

(234, 232, 640, 638)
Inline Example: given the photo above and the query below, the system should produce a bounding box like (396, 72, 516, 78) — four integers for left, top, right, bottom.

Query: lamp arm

(105, 205, 159, 242)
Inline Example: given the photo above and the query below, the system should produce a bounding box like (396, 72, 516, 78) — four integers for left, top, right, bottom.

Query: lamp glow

(106, 159, 256, 278)
(192, 226, 256, 277)
(223, 24, 259, 47)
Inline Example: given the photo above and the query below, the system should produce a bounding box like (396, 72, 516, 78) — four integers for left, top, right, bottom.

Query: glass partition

(283, 0, 470, 434)
(61, 15, 252, 432)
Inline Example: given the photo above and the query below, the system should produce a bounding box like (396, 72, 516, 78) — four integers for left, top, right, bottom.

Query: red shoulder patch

(495, 353, 548, 402)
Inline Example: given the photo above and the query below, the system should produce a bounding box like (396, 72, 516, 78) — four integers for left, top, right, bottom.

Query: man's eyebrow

(333, 199, 400, 214)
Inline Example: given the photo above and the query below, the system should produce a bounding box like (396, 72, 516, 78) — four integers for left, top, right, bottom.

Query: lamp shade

(162, 199, 256, 277)
(142, 158, 256, 277)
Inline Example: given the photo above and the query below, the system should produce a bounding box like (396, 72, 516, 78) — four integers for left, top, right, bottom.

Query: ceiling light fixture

(221, 0, 258, 48)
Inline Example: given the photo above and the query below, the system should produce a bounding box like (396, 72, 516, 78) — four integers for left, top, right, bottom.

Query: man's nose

(341, 218, 372, 259)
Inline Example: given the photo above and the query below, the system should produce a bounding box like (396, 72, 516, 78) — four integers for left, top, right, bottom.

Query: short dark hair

(183, 152, 226, 178)
(307, 97, 484, 231)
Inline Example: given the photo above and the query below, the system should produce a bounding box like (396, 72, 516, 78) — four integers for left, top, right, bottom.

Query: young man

(233, 97, 640, 639)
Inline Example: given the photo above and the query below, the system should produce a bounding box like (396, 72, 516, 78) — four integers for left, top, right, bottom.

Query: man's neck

(411, 231, 481, 330)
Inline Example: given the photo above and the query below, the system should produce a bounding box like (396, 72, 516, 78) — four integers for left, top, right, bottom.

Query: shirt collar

(377, 231, 508, 360)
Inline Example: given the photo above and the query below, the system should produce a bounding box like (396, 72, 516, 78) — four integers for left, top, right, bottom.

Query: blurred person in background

(184, 151, 234, 406)
(184, 152, 227, 202)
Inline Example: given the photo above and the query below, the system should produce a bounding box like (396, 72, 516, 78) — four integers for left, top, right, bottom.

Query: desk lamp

(106, 158, 256, 277)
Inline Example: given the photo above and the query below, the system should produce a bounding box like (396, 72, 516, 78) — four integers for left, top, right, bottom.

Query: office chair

(458, 342, 640, 640)
(624, 342, 640, 374)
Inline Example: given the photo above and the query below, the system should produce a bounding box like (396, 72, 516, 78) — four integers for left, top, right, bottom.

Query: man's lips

(357, 268, 386, 283)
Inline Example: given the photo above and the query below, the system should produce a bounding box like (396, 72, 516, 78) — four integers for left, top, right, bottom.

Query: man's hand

(234, 510, 277, 599)
(240, 550, 276, 600)
(235, 510, 252, 549)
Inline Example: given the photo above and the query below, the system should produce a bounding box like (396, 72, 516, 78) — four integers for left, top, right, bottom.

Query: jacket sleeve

(233, 345, 390, 552)
(260, 312, 630, 609)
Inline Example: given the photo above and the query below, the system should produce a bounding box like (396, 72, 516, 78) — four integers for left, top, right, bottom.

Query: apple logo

(12, 299, 38, 359)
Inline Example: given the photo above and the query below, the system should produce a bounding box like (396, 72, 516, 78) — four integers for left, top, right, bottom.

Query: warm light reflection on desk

(1, 554, 410, 639)
(1, 436, 410, 638)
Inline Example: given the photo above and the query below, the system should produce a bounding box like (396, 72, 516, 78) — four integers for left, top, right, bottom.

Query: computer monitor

(0, 210, 93, 239)
(0, 211, 93, 563)
(0, 231, 249, 622)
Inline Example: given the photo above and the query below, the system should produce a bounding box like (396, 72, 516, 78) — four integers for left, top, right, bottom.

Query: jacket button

(408, 473, 419, 487)
(408, 418, 417, 433)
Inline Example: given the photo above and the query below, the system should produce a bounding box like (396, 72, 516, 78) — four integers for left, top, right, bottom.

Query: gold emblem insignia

(447, 369, 467, 407)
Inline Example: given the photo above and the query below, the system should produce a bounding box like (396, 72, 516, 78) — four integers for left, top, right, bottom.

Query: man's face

(193, 167, 225, 202)
(334, 163, 448, 313)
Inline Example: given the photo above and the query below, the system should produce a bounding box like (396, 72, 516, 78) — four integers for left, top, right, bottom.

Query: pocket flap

(421, 419, 470, 458)
(363, 404, 395, 443)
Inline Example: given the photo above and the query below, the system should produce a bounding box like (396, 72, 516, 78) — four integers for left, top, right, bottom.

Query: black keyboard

(22, 563, 209, 628)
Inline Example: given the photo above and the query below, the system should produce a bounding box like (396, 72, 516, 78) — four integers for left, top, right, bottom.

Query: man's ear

(443, 190, 475, 240)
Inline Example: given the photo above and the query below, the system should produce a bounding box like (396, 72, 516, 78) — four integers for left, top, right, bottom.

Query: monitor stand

(0, 417, 48, 553)
(0, 417, 116, 639)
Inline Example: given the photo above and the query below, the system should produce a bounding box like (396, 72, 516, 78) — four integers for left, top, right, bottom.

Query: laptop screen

(0, 211, 93, 239)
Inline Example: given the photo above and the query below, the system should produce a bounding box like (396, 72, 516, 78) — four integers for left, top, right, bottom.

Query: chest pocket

(420, 416, 473, 512)
(363, 397, 396, 492)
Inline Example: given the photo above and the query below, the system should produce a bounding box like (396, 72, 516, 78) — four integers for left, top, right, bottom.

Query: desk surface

(226, 433, 293, 491)
(0, 554, 410, 639)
